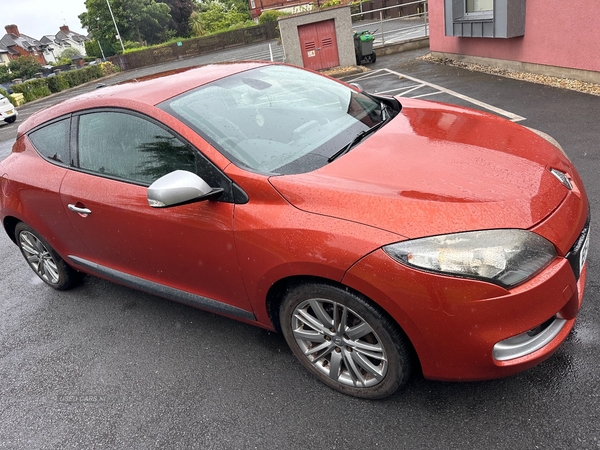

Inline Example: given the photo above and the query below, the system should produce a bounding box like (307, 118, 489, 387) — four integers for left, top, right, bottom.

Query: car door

(59, 109, 253, 317)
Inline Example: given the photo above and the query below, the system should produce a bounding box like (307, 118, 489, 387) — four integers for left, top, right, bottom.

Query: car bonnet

(268, 99, 574, 239)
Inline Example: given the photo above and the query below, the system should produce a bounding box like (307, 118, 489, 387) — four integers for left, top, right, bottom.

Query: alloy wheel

(19, 230, 61, 285)
(291, 298, 388, 388)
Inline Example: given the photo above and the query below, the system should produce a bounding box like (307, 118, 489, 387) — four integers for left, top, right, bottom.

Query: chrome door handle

(68, 204, 92, 215)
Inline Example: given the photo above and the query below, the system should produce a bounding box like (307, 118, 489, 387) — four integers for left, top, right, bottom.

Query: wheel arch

(2, 215, 20, 245)
(264, 274, 421, 371)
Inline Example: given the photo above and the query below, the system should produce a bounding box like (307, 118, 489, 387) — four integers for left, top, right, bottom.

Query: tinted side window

(28, 119, 70, 165)
(77, 111, 197, 185)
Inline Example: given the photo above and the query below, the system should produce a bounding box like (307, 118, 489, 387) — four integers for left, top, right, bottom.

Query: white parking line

(346, 69, 526, 122)
(410, 91, 443, 99)
(349, 70, 390, 81)
(375, 84, 423, 95)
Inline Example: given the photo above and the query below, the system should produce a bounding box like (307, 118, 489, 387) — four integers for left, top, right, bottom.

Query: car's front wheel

(280, 283, 413, 399)
(15, 222, 85, 290)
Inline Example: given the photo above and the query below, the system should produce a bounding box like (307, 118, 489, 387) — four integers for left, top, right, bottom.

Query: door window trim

(69, 107, 244, 203)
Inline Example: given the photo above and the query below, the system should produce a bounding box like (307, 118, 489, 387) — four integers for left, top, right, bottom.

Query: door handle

(68, 204, 92, 215)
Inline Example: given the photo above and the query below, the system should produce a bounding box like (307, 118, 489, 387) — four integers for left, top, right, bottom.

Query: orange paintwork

(1, 62, 590, 383)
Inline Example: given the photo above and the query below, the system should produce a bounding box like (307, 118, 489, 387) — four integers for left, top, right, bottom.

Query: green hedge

(11, 79, 52, 102)
(60, 65, 104, 87)
(9, 64, 115, 103)
(46, 75, 70, 93)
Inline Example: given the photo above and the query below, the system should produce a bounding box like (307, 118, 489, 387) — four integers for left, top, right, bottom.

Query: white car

(0, 94, 17, 124)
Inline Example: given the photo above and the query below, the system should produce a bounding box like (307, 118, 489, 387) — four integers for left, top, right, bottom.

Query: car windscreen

(159, 65, 386, 175)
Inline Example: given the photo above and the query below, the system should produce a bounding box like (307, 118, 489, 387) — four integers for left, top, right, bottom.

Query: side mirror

(350, 82, 363, 92)
(147, 170, 223, 208)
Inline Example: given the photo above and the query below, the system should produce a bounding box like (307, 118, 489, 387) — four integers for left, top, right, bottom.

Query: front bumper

(343, 246, 586, 381)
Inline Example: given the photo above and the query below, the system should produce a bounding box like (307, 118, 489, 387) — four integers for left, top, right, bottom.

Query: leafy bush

(258, 10, 287, 24)
(61, 65, 104, 87)
(0, 66, 11, 84)
(7, 56, 43, 80)
(10, 64, 112, 103)
(189, 2, 250, 36)
(350, 0, 363, 16)
(11, 79, 52, 102)
(46, 75, 70, 93)
(321, 0, 342, 7)
(226, 20, 256, 30)
(100, 62, 119, 76)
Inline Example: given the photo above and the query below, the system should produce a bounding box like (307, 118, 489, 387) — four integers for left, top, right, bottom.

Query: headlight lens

(383, 230, 557, 288)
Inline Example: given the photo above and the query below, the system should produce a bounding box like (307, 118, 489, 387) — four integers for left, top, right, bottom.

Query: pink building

(428, 0, 600, 83)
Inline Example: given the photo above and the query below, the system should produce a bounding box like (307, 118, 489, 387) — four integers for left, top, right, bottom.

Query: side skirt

(68, 255, 256, 322)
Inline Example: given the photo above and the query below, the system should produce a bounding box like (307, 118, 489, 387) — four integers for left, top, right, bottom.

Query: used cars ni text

(0, 63, 590, 399)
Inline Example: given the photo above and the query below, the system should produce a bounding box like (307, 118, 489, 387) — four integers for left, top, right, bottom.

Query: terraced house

(0, 25, 46, 65)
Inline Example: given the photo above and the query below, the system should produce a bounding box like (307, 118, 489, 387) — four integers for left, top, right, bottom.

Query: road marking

(346, 68, 526, 122)
(375, 84, 422, 95)
(348, 70, 389, 81)
(410, 91, 443, 99)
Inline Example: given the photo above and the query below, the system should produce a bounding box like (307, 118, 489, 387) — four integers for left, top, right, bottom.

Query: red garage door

(298, 20, 340, 71)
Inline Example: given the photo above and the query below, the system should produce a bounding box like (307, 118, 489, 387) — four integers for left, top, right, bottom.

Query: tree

(61, 48, 82, 59)
(160, 0, 195, 37)
(188, 1, 250, 36)
(79, 0, 172, 48)
(189, 11, 205, 37)
(221, 0, 250, 17)
(7, 56, 43, 80)
(0, 66, 11, 83)
(86, 38, 118, 58)
(126, 0, 173, 44)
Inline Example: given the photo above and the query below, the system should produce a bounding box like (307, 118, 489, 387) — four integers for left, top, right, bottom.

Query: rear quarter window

(28, 119, 71, 165)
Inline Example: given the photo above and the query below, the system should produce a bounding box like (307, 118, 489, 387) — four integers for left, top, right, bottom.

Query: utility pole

(105, 0, 125, 53)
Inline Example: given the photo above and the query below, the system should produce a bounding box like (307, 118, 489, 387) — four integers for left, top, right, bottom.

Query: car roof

(18, 61, 270, 135)
(108, 61, 269, 104)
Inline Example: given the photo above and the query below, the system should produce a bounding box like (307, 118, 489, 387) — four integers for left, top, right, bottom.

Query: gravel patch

(321, 65, 369, 78)
(420, 53, 600, 96)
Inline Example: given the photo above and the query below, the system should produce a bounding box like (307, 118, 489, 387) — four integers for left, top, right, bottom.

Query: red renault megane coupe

(0, 62, 590, 398)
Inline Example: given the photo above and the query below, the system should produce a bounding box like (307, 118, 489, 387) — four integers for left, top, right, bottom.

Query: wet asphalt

(0, 43, 599, 449)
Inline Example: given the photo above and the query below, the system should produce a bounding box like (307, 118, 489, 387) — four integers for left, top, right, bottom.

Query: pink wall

(429, 0, 600, 73)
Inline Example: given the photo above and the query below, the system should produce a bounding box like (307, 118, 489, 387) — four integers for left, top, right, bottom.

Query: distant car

(0, 62, 590, 399)
(0, 93, 17, 123)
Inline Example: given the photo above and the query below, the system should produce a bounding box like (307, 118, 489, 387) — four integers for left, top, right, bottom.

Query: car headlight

(383, 230, 557, 288)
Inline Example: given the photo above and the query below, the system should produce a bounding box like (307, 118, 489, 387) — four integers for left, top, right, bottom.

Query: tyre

(5, 116, 16, 124)
(369, 52, 377, 64)
(15, 222, 85, 290)
(280, 283, 412, 399)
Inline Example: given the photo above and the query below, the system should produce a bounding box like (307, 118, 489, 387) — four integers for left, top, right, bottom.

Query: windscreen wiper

(328, 117, 388, 163)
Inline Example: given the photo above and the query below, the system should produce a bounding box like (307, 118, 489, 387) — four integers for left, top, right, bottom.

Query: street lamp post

(105, 0, 125, 53)
(95, 18, 107, 61)
(98, 40, 106, 61)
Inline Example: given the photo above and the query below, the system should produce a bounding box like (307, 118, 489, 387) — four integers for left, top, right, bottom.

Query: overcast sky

(2, 0, 88, 39)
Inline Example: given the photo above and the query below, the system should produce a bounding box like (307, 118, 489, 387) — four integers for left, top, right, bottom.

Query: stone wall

(109, 23, 278, 71)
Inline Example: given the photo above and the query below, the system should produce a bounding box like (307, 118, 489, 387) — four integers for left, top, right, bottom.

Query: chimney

(5, 24, 20, 37)
(60, 25, 70, 33)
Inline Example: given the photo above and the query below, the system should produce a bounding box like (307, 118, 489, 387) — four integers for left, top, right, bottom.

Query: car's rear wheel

(4, 116, 16, 124)
(15, 222, 85, 290)
(280, 283, 412, 399)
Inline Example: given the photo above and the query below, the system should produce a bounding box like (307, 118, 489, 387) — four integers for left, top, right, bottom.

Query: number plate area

(566, 216, 590, 280)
